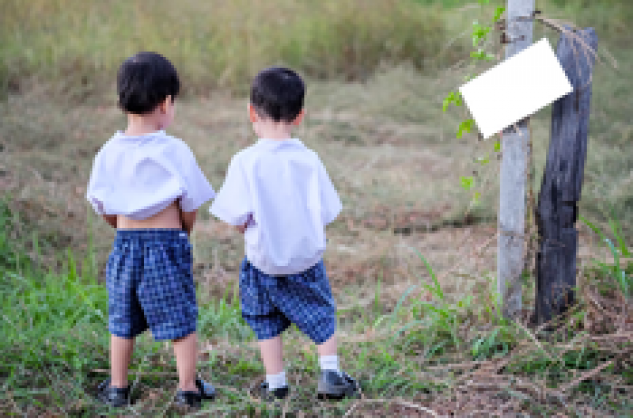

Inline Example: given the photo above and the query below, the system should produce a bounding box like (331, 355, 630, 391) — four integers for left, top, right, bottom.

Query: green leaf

(475, 50, 491, 61)
(471, 23, 491, 47)
(460, 176, 475, 191)
(607, 205, 630, 257)
(417, 251, 444, 301)
(476, 155, 490, 165)
(494, 141, 501, 152)
(493, 6, 506, 22)
(379, 285, 417, 329)
(472, 191, 481, 204)
(442, 95, 452, 112)
(442, 91, 456, 112)
(580, 215, 608, 243)
(443, 92, 463, 112)
(457, 119, 474, 138)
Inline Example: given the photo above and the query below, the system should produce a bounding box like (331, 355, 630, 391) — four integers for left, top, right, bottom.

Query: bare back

(117, 201, 182, 230)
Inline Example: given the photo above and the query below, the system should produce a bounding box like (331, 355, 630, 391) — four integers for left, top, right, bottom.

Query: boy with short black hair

(87, 51, 216, 409)
(210, 67, 359, 401)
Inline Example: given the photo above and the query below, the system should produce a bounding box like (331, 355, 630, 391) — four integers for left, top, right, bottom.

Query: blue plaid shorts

(106, 229, 198, 341)
(240, 258, 336, 344)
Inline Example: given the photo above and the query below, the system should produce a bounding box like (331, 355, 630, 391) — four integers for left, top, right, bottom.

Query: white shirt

(86, 131, 215, 220)
(210, 138, 342, 275)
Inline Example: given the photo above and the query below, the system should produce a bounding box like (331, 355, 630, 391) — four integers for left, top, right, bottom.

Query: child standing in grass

(210, 67, 359, 401)
(86, 52, 216, 410)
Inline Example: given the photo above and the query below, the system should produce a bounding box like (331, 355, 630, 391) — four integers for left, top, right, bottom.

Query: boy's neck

(259, 133, 292, 141)
(124, 113, 164, 136)
(255, 122, 294, 141)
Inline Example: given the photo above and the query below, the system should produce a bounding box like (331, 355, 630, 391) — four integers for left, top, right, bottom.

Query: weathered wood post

(498, 0, 534, 319)
(534, 28, 598, 324)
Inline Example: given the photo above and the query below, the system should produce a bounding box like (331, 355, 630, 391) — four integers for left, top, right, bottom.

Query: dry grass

(1, 47, 631, 307)
(2, 0, 633, 415)
(0, 0, 452, 97)
(0, 64, 497, 310)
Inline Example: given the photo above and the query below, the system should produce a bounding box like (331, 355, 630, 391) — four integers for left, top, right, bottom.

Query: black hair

(250, 67, 305, 123)
(117, 52, 180, 115)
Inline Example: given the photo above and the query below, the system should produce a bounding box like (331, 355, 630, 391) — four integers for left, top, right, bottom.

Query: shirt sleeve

(179, 147, 216, 213)
(209, 155, 252, 226)
(86, 151, 106, 215)
(318, 159, 342, 225)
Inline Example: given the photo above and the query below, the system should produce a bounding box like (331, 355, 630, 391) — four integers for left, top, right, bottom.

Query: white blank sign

(459, 38, 573, 139)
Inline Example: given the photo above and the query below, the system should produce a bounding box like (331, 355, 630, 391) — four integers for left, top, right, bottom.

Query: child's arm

(234, 213, 253, 234)
(181, 210, 198, 235)
(102, 214, 117, 229)
(209, 155, 252, 233)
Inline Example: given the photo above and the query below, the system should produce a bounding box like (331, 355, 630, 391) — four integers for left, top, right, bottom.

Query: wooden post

(497, 0, 534, 319)
(534, 28, 598, 324)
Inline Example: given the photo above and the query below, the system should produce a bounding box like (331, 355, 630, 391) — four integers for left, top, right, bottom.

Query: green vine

(443, 0, 506, 205)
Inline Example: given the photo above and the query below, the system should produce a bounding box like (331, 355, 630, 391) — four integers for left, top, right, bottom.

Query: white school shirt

(86, 131, 215, 220)
(210, 138, 342, 276)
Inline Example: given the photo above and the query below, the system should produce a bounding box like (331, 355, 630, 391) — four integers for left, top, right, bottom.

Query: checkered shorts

(106, 229, 198, 341)
(239, 258, 337, 344)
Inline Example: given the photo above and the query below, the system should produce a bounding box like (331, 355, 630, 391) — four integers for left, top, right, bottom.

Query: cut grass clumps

(0, 198, 250, 415)
(0, 199, 110, 414)
(2, 195, 633, 415)
(0, 0, 449, 97)
(370, 249, 633, 415)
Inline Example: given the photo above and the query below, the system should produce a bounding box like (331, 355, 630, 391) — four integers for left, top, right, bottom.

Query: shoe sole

(317, 387, 360, 400)
(318, 392, 345, 400)
(96, 395, 128, 408)
(96, 389, 129, 407)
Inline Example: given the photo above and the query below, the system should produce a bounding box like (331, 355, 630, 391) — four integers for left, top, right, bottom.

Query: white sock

(319, 355, 340, 372)
(265, 371, 287, 390)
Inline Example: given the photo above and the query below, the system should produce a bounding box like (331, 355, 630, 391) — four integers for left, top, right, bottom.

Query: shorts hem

(152, 325, 197, 342)
(109, 328, 146, 340)
(251, 323, 291, 341)
(311, 324, 336, 345)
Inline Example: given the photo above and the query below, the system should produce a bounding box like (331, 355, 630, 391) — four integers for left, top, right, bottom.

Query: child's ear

(248, 104, 259, 123)
(292, 109, 305, 126)
(159, 96, 172, 114)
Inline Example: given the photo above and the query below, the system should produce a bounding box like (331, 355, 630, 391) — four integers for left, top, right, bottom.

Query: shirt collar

(256, 138, 304, 149)
(115, 130, 166, 140)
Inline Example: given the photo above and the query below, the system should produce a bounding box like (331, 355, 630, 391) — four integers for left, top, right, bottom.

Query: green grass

(2, 196, 632, 415)
(1, 200, 110, 414)
(0, 0, 451, 98)
(2, 0, 633, 414)
(581, 211, 632, 299)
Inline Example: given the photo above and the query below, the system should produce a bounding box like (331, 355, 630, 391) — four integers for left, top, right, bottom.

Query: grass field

(1, 0, 633, 416)
(0, 0, 453, 97)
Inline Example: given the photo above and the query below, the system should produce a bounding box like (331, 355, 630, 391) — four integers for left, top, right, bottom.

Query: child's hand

(103, 214, 118, 229)
(235, 214, 254, 234)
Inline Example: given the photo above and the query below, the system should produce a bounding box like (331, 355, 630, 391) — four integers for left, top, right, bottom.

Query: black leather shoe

(317, 370, 359, 400)
(97, 379, 130, 407)
(174, 389, 201, 409)
(173, 378, 216, 409)
(256, 381, 289, 402)
(196, 378, 216, 400)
